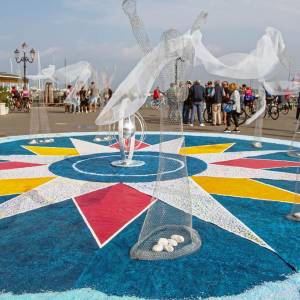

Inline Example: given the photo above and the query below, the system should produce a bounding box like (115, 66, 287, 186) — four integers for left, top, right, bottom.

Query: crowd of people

(64, 83, 113, 114)
(153, 80, 257, 133)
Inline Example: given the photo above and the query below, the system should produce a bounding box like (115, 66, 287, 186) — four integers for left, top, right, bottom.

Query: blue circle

(49, 151, 207, 183)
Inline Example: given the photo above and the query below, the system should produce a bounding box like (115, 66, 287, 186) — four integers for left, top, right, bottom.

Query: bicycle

(277, 102, 289, 115)
(9, 97, 23, 112)
(236, 109, 248, 125)
(204, 107, 247, 126)
(22, 98, 31, 112)
(274, 96, 290, 115)
(203, 108, 212, 123)
(264, 99, 279, 120)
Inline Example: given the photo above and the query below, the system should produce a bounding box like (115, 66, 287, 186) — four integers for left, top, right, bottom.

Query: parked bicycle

(8, 97, 31, 113)
(264, 98, 279, 120)
(203, 107, 247, 126)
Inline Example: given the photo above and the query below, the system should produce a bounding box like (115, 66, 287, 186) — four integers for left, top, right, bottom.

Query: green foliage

(0, 86, 11, 105)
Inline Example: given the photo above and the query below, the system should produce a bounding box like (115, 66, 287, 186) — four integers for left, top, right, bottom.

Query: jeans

(191, 102, 204, 124)
(182, 102, 191, 124)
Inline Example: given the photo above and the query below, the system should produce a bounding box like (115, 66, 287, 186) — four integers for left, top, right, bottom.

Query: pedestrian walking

(224, 83, 241, 133)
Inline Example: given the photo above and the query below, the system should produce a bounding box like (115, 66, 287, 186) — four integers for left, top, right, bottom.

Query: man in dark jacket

(205, 81, 214, 123)
(182, 81, 192, 124)
(190, 80, 205, 127)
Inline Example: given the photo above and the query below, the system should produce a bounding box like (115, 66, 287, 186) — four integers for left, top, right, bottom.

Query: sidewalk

(0, 106, 296, 141)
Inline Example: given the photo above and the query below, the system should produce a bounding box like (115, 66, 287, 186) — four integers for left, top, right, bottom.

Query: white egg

(152, 244, 163, 252)
(171, 235, 185, 243)
(29, 139, 37, 145)
(158, 238, 169, 246)
(93, 137, 102, 142)
(168, 239, 178, 247)
(163, 244, 174, 253)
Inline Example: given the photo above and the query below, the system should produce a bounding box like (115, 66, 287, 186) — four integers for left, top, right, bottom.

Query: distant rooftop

(0, 72, 27, 83)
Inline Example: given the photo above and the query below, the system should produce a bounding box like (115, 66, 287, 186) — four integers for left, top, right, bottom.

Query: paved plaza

(0, 106, 297, 140)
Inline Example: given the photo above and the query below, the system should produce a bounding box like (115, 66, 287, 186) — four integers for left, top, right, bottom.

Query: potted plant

(0, 86, 10, 115)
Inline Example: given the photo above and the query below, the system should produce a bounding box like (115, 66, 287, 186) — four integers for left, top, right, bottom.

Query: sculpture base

(252, 141, 262, 149)
(93, 136, 113, 143)
(287, 151, 300, 158)
(111, 159, 145, 168)
(286, 213, 300, 222)
(130, 225, 201, 261)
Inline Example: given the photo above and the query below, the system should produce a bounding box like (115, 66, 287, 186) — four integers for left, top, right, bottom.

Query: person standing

(182, 81, 192, 124)
(152, 86, 161, 107)
(11, 86, 21, 109)
(166, 83, 177, 120)
(222, 81, 230, 125)
(190, 80, 206, 127)
(205, 81, 214, 123)
(211, 80, 223, 126)
(104, 87, 113, 104)
(89, 82, 99, 113)
(224, 83, 241, 133)
(79, 86, 88, 114)
(21, 87, 31, 111)
(296, 92, 300, 120)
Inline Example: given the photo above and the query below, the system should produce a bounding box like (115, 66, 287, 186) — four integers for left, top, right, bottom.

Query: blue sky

(0, 0, 299, 87)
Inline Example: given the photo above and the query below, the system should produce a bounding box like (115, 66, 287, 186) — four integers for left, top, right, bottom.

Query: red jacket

(153, 89, 160, 100)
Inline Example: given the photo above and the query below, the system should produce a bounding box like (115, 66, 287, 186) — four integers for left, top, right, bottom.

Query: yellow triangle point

(180, 143, 234, 155)
(0, 177, 56, 197)
(192, 176, 300, 204)
(23, 146, 79, 156)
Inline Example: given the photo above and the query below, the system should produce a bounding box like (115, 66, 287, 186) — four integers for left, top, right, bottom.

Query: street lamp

(175, 57, 185, 85)
(14, 42, 36, 88)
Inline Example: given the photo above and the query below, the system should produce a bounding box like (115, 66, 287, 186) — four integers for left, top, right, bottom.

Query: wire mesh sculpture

(121, 0, 202, 260)
(96, 0, 289, 260)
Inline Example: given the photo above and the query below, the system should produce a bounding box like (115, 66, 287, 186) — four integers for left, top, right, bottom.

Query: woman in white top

(224, 82, 241, 133)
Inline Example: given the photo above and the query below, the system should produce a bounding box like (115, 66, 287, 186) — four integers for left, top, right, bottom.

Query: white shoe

(200, 123, 205, 127)
(189, 124, 194, 127)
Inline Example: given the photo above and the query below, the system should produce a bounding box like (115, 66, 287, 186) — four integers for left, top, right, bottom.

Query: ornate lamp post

(14, 42, 36, 88)
(175, 57, 184, 85)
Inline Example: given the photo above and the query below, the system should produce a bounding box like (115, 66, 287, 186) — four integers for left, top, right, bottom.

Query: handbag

(223, 103, 233, 113)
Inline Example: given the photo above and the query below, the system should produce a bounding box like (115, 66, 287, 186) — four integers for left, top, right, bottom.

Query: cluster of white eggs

(152, 235, 185, 253)
(29, 138, 54, 145)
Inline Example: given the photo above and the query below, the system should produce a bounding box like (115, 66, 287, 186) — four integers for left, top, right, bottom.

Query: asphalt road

(0, 106, 297, 142)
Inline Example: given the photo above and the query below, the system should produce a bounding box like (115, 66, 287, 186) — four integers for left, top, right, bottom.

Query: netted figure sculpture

(251, 82, 266, 148)
(98, 3, 287, 259)
(28, 84, 53, 145)
(288, 122, 300, 158)
(122, 0, 152, 55)
(286, 165, 300, 221)
(128, 11, 202, 260)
